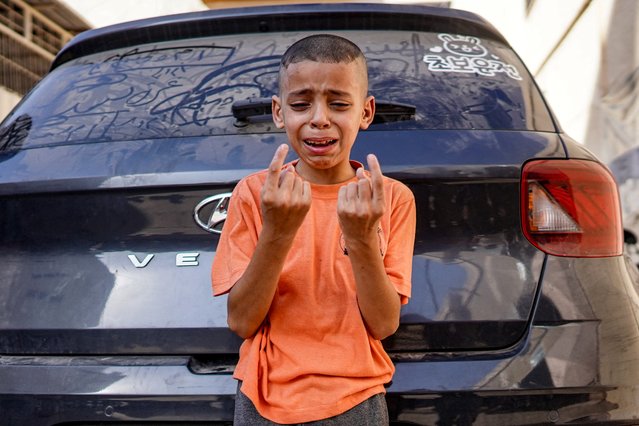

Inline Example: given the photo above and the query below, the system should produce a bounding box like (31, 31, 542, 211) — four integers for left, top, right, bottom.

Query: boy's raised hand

(261, 144, 312, 238)
(337, 154, 386, 245)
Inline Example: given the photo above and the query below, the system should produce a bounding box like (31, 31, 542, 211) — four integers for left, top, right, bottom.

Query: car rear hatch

(0, 4, 561, 358)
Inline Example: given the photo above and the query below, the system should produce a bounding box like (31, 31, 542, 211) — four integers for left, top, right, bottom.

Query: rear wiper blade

(373, 101, 416, 124)
(231, 97, 415, 126)
(232, 98, 273, 125)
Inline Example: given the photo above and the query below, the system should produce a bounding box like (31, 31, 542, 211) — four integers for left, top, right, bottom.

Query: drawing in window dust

(29, 44, 281, 144)
(0, 114, 32, 153)
(423, 33, 522, 80)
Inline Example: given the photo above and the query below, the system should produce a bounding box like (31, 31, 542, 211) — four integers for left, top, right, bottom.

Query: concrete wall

(0, 87, 21, 123)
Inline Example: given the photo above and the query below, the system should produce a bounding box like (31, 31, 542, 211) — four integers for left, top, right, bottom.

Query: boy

(212, 34, 416, 425)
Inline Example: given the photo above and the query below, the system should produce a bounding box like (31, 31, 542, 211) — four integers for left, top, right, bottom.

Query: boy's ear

(360, 95, 376, 130)
(272, 95, 285, 129)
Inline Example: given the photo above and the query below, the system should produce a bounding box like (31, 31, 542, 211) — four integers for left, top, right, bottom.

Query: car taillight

(521, 159, 623, 257)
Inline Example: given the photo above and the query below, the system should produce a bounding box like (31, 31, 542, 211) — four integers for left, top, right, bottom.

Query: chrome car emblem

(127, 252, 200, 268)
(194, 193, 232, 234)
(128, 254, 154, 268)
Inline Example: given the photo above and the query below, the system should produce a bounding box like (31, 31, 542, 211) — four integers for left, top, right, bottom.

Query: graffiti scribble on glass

(4, 33, 545, 148)
(28, 43, 281, 145)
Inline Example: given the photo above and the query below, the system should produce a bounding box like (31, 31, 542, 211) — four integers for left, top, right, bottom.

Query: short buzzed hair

(278, 34, 368, 94)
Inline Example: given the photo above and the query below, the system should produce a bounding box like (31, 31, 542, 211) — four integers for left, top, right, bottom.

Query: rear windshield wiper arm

(372, 101, 416, 124)
(232, 97, 415, 126)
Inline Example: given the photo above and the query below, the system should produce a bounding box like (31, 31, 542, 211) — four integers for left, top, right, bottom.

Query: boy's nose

(310, 104, 330, 128)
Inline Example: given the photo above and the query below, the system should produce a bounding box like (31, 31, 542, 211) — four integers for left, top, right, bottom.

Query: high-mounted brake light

(521, 159, 623, 257)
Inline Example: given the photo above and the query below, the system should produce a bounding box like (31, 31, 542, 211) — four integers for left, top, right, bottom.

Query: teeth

(305, 139, 336, 146)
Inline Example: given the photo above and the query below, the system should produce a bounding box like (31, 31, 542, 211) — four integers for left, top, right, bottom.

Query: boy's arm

(337, 154, 402, 340)
(227, 144, 311, 339)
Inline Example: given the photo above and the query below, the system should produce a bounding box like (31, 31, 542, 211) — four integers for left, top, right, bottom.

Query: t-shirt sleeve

(211, 178, 262, 296)
(384, 183, 416, 305)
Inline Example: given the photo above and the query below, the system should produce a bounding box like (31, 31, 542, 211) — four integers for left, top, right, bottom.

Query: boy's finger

(278, 165, 296, 191)
(356, 166, 370, 182)
(265, 144, 289, 188)
(367, 154, 385, 202)
(357, 176, 372, 201)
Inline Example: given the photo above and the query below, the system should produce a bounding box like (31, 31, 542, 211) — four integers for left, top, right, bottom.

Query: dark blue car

(1, 3, 638, 425)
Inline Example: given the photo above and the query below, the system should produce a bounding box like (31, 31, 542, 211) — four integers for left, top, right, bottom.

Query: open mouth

(304, 139, 337, 147)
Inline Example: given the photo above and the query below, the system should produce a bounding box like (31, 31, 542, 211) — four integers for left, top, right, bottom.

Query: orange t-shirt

(212, 161, 416, 424)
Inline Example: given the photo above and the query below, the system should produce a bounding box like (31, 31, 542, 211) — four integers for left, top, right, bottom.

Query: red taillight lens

(521, 159, 623, 257)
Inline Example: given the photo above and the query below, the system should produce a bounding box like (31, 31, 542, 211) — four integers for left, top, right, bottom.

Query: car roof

(51, 2, 507, 70)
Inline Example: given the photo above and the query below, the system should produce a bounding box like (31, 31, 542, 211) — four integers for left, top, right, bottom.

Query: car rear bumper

(0, 324, 638, 425)
(1, 257, 638, 425)
(388, 322, 639, 424)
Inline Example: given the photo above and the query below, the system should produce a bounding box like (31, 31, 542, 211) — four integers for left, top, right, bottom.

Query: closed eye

(289, 102, 310, 110)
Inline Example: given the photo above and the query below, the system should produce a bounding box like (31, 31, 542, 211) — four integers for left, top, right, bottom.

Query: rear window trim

(53, 4, 508, 70)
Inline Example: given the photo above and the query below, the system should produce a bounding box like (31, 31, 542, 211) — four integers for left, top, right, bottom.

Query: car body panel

(1, 130, 560, 353)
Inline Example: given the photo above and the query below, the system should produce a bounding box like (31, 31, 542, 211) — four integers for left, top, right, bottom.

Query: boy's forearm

(227, 228, 294, 339)
(346, 237, 401, 341)
(227, 144, 311, 339)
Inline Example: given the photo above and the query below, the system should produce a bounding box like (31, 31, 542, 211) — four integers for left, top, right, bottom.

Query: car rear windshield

(0, 30, 555, 151)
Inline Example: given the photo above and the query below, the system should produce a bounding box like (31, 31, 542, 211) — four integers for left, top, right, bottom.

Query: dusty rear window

(0, 30, 554, 151)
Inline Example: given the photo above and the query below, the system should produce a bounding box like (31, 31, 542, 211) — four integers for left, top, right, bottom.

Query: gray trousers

(233, 384, 389, 426)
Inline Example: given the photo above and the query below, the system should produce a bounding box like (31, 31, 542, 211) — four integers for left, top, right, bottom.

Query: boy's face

(272, 59, 375, 184)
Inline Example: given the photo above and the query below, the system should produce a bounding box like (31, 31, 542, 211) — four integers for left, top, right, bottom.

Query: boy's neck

(294, 160, 357, 185)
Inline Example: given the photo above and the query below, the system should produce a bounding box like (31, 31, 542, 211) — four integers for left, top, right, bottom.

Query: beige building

(0, 0, 89, 118)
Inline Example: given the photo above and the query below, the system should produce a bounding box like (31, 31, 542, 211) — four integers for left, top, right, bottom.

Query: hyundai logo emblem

(194, 193, 232, 234)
